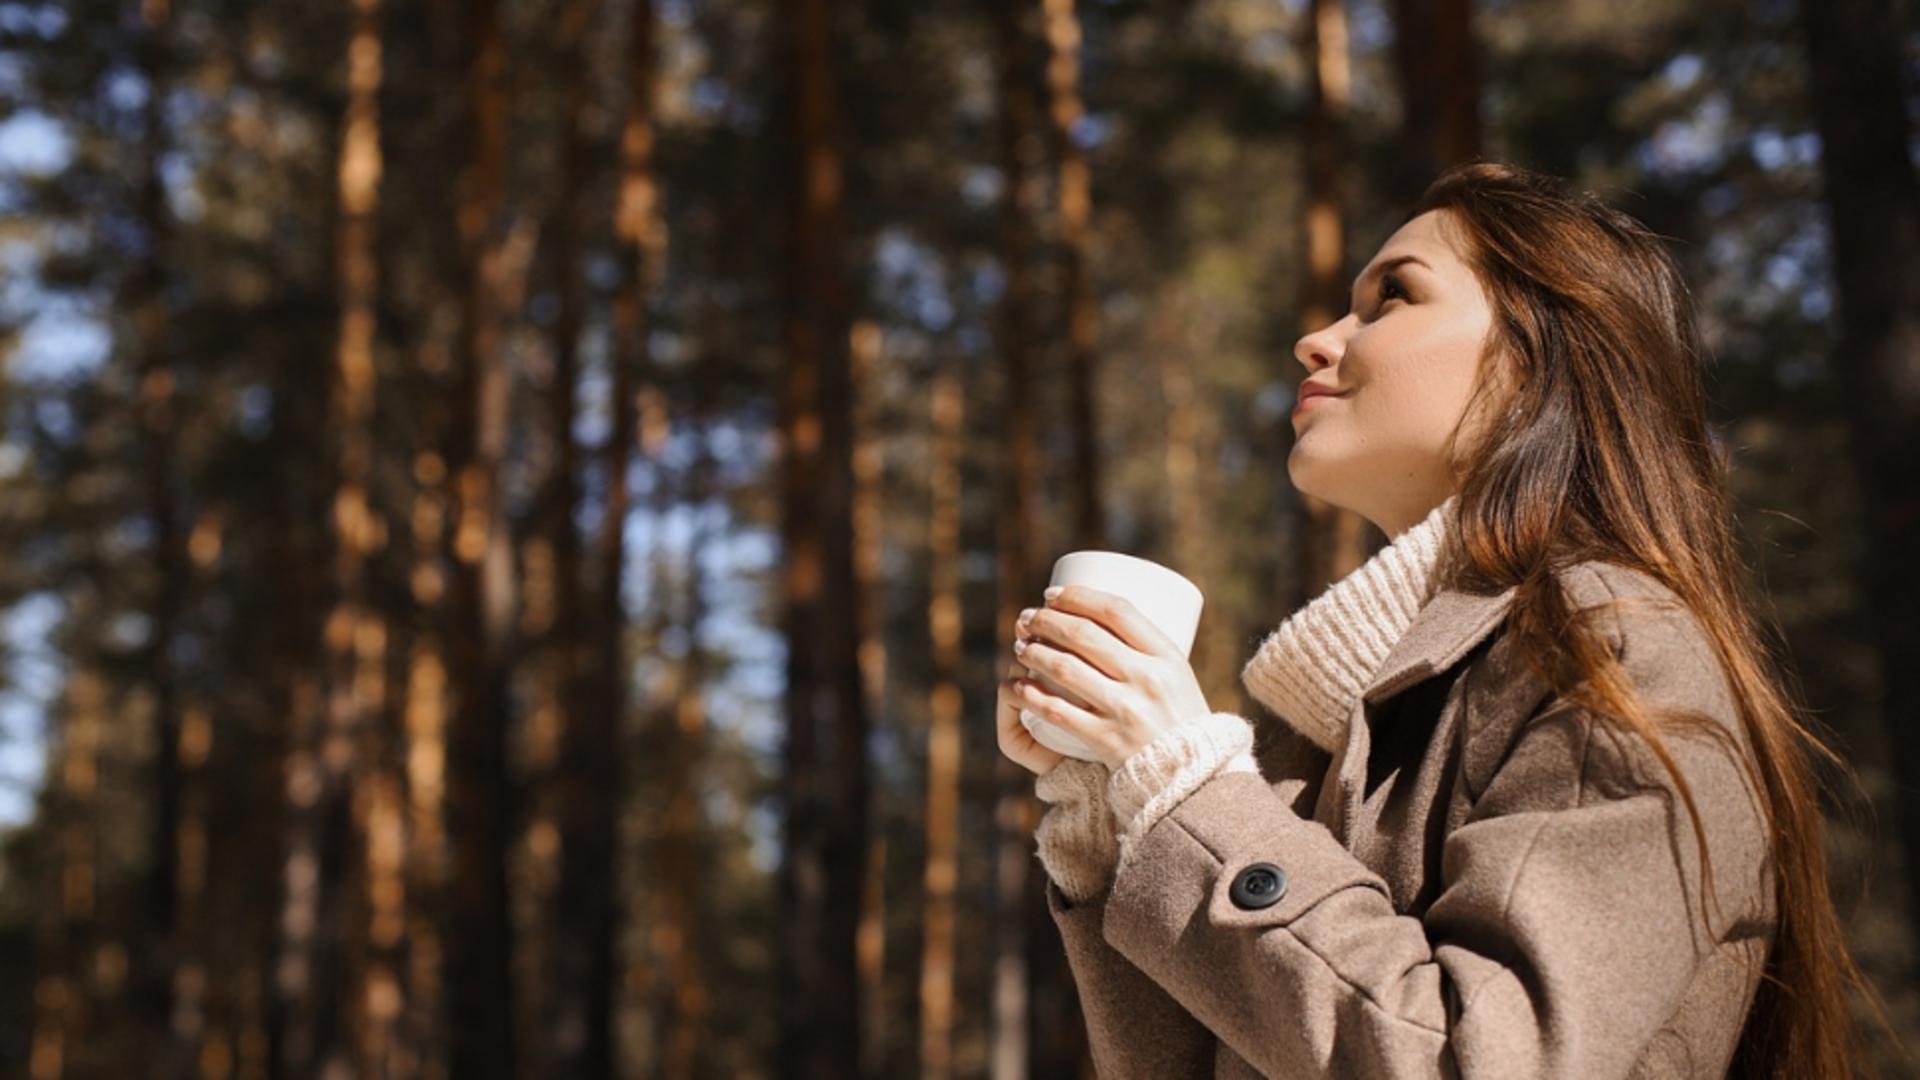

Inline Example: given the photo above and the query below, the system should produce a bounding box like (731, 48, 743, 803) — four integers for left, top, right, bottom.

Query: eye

(1345, 270, 1414, 321)
(1374, 272, 1408, 312)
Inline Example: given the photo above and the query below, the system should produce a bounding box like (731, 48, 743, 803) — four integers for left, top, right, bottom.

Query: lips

(1293, 384, 1346, 414)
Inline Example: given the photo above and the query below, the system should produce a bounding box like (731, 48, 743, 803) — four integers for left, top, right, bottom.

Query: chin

(1285, 449, 1335, 503)
(1287, 453, 1367, 519)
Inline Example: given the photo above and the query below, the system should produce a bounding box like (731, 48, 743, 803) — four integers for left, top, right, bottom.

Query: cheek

(1328, 334, 1485, 460)
(1386, 358, 1479, 433)
(1376, 322, 1485, 435)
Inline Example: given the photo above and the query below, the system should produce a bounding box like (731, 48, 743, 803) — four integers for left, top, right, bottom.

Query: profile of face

(1289, 208, 1500, 538)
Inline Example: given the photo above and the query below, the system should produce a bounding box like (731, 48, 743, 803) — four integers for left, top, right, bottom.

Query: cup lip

(1050, 550, 1202, 601)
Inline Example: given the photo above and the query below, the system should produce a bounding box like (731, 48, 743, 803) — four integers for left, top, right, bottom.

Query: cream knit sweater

(1034, 494, 1458, 903)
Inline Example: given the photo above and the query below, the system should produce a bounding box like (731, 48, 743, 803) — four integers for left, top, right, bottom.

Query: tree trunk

(991, 1, 1058, 1076)
(657, 319, 723, 1078)
(170, 697, 213, 1080)
(129, 1, 187, 1068)
(1386, 0, 1482, 205)
(597, 0, 665, 1067)
(1796, 0, 1920, 945)
(29, 668, 107, 1079)
(1042, 0, 1104, 553)
(401, 448, 453, 1080)
(444, 1, 518, 1074)
(850, 318, 888, 1080)
(543, 0, 610, 1074)
(776, 0, 870, 1073)
(266, 327, 330, 1080)
(917, 357, 965, 1080)
(322, 0, 405, 1072)
(1153, 293, 1240, 705)
(1294, 0, 1374, 603)
(653, 598, 713, 1080)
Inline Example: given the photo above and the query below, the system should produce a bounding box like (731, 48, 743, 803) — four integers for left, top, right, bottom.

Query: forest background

(0, 0, 1916, 1076)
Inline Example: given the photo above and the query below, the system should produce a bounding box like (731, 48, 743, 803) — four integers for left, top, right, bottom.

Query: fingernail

(1018, 607, 1035, 625)
(1044, 586, 1063, 601)
(1012, 639, 1027, 655)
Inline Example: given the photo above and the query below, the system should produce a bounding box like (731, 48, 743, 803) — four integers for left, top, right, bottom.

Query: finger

(1043, 584, 1179, 660)
(1012, 675, 1113, 759)
(1007, 710, 1064, 768)
(1022, 606, 1136, 683)
(996, 675, 1064, 772)
(997, 667, 1042, 728)
(1014, 638, 1120, 718)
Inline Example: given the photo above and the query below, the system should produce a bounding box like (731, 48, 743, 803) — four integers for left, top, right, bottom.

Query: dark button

(1228, 862, 1288, 910)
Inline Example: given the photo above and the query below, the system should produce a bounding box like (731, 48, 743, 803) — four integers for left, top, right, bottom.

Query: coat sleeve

(1095, 606, 1776, 1078)
(1046, 876, 1216, 1079)
(1043, 709, 1339, 1078)
(1036, 758, 1215, 1078)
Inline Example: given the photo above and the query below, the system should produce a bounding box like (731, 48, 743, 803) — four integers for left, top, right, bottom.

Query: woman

(996, 161, 1893, 1078)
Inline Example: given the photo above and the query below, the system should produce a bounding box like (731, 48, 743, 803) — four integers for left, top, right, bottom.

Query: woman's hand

(996, 656, 1066, 777)
(1005, 585, 1212, 770)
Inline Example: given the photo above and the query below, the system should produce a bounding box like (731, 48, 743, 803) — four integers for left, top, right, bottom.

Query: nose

(1293, 317, 1346, 372)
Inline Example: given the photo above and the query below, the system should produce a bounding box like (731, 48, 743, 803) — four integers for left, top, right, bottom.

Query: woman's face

(1288, 208, 1498, 537)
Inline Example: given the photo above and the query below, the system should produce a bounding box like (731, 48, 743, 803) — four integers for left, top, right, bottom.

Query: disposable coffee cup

(1020, 551, 1204, 762)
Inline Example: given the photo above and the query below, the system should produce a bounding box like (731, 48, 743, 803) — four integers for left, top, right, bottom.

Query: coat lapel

(1324, 581, 1520, 845)
(1360, 581, 1520, 706)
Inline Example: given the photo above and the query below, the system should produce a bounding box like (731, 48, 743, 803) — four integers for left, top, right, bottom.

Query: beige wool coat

(1046, 560, 1778, 1078)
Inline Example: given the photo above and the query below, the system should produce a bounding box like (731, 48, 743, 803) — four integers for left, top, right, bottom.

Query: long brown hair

(1402, 160, 1904, 1078)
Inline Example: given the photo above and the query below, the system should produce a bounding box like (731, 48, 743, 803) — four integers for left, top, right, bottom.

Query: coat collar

(1359, 580, 1520, 706)
(1315, 579, 1522, 848)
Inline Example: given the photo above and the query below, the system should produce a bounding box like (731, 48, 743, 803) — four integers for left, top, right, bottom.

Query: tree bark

(444, 1, 518, 1074)
(1386, 0, 1482, 205)
(1796, 0, 1920, 945)
(657, 308, 722, 1077)
(776, 0, 870, 1073)
(599, 0, 665, 1069)
(543, 0, 613, 1074)
(1042, 0, 1104, 554)
(1153, 293, 1240, 706)
(587, 0, 664, 1060)
(321, 1, 405, 1072)
(918, 356, 965, 1080)
(129, 1, 188, 1068)
(273, 0, 362, 1059)
(1293, 0, 1375, 604)
(400, 448, 452, 1080)
(991, 1, 1065, 1076)
(850, 318, 888, 1080)
(266, 306, 331, 1080)
(30, 668, 108, 1079)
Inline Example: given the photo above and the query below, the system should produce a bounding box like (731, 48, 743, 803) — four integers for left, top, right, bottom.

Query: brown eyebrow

(1349, 254, 1432, 313)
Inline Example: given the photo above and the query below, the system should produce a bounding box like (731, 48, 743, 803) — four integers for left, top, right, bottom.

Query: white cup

(1020, 551, 1205, 762)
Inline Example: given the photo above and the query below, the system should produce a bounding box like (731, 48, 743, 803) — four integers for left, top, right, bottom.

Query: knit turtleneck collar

(1239, 494, 1458, 755)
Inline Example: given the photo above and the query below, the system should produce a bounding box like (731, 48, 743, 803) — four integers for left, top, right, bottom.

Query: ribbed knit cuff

(1107, 711, 1260, 864)
(1033, 757, 1121, 904)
